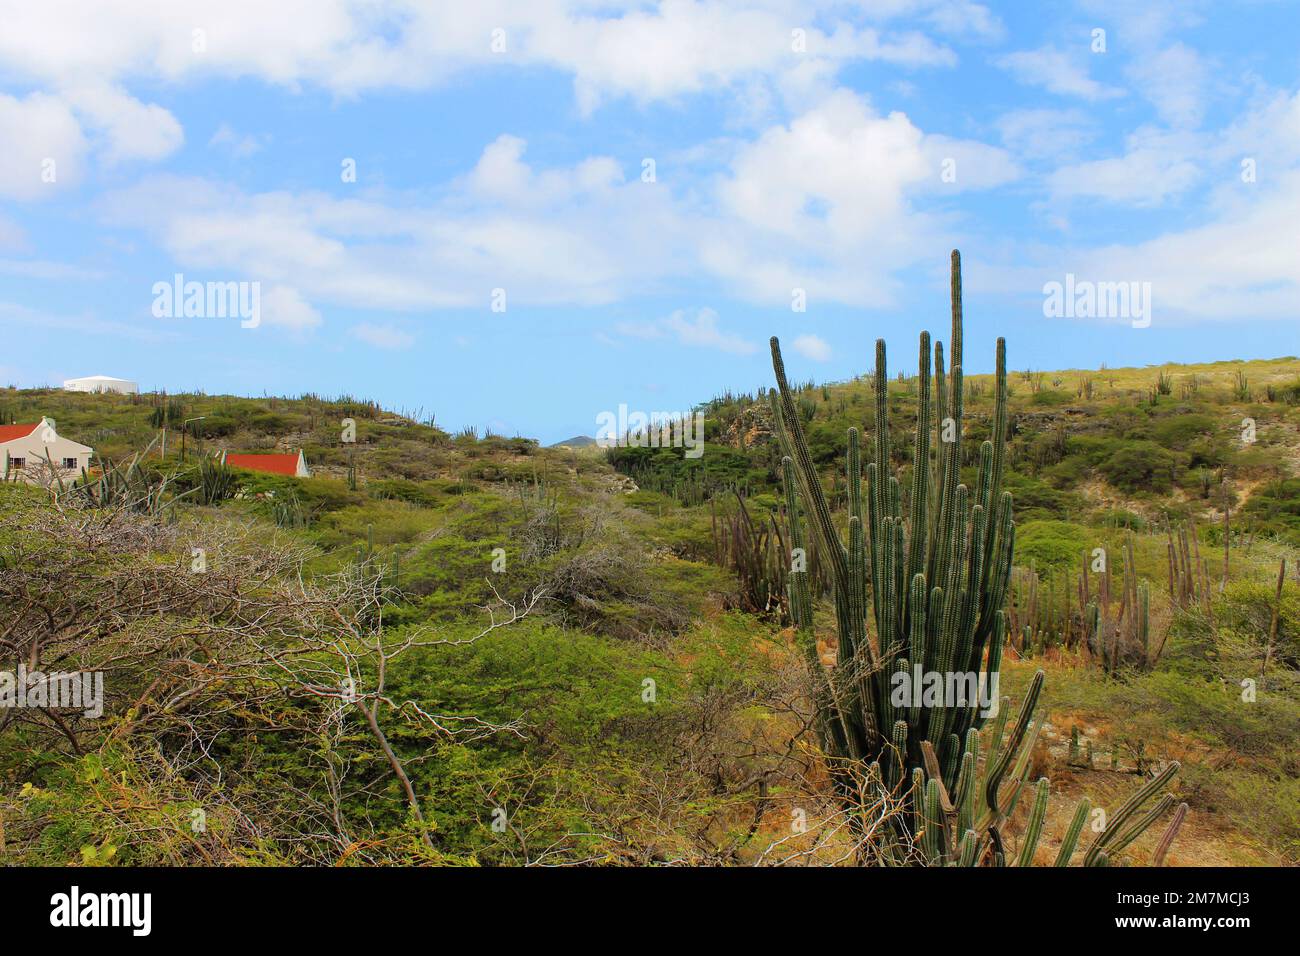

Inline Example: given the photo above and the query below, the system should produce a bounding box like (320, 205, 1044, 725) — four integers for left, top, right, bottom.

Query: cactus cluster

(1080, 532, 1161, 673)
(769, 249, 1181, 864)
(771, 250, 1012, 796)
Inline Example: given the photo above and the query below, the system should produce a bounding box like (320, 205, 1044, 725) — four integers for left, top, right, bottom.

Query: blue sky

(1, 1, 1297, 443)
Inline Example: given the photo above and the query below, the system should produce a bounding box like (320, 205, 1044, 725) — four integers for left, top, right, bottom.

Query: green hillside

(0, 353, 1297, 866)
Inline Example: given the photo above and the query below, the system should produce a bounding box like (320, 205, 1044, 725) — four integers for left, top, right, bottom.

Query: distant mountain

(549, 435, 598, 448)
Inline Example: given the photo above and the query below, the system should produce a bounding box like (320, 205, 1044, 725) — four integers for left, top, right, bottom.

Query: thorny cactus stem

(771, 249, 1013, 798)
(771, 249, 1181, 863)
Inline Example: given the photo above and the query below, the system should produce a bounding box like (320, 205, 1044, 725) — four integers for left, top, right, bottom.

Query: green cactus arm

(984, 669, 1045, 815)
(1016, 777, 1050, 867)
(957, 828, 979, 867)
(1104, 794, 1178, 860)
(955, 749, 977, 836)
(1153, 802, 1188, 866)
(1083, 761, 1180, 865)
(923, 777, 947, 864)
(906, 330, 932, 597)
(887, 717, 910, 791)
(911, 766, 927, 854)
(1054, 797, 1092, 866)
(769, 337, 851, 603)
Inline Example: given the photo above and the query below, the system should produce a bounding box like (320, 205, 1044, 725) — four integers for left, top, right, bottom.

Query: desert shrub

(1213, 578, 1300, 671)
(312, 499, 441, 554)
(1242, 478, 1300, 545)
(462, 461, 509, 481)
(1185, 436, 1231, 469)
(1001, 471, 1080, 520)
(236, 473, 361, 514)
(366, 444, 452, 480)
(1151, 413, 1214, 446)
(1093, 507, 1147, 531)
(1029, 389, 1070, 406)
(1015, 520, 1091, 570)
(607, 444, 765, 498)
(1098, 440, 1177, 493)
(195, 414, 238, 438)
(246, 411, 291, 434)
(395, 533, 498, 611)
(1043, 454, 1090, 489)
(368, 478, 443, 507)
(624, 489, 681, 512)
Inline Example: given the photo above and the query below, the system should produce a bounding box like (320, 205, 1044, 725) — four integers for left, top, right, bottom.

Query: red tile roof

(0, 422, 40, 443)
(224, 452, 302, 476)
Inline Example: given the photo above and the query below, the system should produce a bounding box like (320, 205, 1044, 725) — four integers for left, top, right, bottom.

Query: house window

(63, 457, 78, 469)
(9, 457, 25, 469)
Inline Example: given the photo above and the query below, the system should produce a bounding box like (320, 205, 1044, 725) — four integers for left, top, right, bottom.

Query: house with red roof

(1, 417, 94, 482)
(221, 449, 311, 478)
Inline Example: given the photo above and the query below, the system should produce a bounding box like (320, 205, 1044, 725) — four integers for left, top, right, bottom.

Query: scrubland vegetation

(1, 333, 1297, 865)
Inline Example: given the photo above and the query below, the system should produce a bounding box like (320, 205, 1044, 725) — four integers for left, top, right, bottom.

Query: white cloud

(1126, 43, 1207, 128)
(0, 259, 107, 280)
(996, 46, 1123, 101)
(95, 88, 1015, 315)
(922, 1, 1004, 40)
(0, 215, 26, 251)
(0, 299, 177, 343)
(260, 285, 322, 331)
(709, 89, 1015, 303)
(0, 1, 959, 114)
(792, 334, 832, 361)
(921, 134, 1021, 190)
(0, 84, 181, 200)
(997, 108, 1098, 161)
(0, 92, 86, 199)
(209, 123, 264, 158)
(1047, 128, 1202, 206)
(97, 161, 685, 310)
(616, 308, 757, 355)
(1070, 167, 1300, 322)
(61, 84, 184, 163)
(350, 322, 414, 349)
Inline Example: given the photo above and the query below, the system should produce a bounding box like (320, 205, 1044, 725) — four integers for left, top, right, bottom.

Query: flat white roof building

(64, 375, 138, 395)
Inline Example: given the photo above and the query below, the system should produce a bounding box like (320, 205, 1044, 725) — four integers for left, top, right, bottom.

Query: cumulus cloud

(1047, 128, 1202, 206)
(92, 88, 1016, 319)
(61, 85, 184, 163)
(616, 308, 757, 355)
(996, 46, 1123, 101)
(0, 84, 181, 200)
(792, 334, 832, 361)
(0, 0, 960, 115)
(209, 123, 264, 158)
(350, 321, 414, 349)
(260, 285, 322, 331)
(0, 92, 86, 199)
(0, 215, 26, 251)
(1126, 43, 1208, 128)
(996, 108, 1098, 160)
(709, 89, 1016, 303)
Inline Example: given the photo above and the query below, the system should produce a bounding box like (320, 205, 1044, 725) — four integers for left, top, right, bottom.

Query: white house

(64, 375, 138, 395)
(0, 418, 94, 482)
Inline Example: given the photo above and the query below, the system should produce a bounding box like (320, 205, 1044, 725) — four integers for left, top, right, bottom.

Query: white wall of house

(1, 419, 94, 481)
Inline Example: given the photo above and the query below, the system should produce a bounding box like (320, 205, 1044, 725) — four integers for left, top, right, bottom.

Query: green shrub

(1099, 440, 1177, 494)
(1015, 519, 1091, 570)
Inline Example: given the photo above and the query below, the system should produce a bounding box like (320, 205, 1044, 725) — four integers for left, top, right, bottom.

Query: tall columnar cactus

(770, 249, 1013, 794)
(769, 249, 1181, 864)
